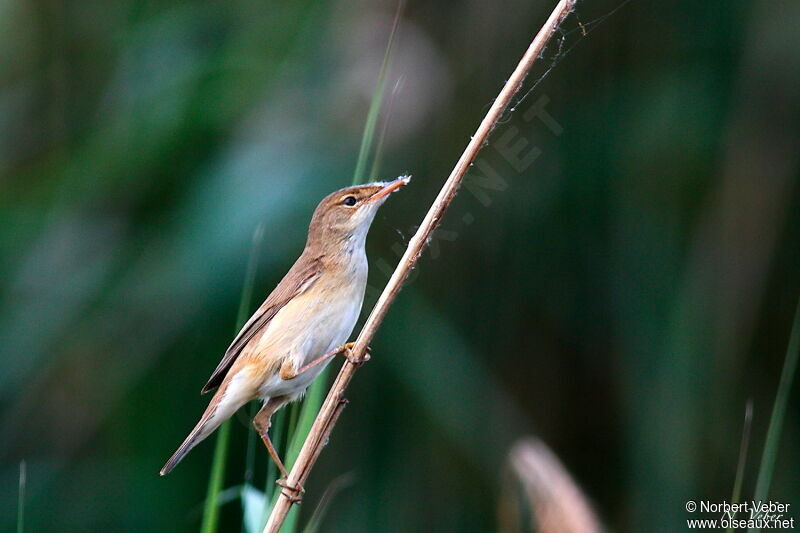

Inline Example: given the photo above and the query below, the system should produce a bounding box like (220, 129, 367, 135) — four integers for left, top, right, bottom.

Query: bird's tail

(160, 382, 240, 476)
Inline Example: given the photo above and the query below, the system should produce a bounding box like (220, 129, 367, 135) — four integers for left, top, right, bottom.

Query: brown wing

(201, 255, 324, 394)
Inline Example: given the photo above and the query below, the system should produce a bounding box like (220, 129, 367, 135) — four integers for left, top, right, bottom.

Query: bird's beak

(366, 175, 411, 204)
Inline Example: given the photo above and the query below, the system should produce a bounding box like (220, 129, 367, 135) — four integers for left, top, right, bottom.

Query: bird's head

(306, 176, 410, 251)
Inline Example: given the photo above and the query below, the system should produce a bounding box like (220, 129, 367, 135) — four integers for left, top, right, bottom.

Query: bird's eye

(342, 196, 357, 207)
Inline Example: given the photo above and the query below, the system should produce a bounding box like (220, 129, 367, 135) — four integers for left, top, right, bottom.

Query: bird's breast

(251, 259, 367, 397)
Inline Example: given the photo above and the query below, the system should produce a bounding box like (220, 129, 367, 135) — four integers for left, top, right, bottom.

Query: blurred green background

(1, 0, 799, 531)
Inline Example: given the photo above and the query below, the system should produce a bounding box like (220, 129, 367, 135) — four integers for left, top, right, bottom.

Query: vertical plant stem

(727, 400, 753, 532)
(263, 2, 576, 531)
(752, 298, 800, 516)
(370, 77, 404, 182)
(244, 403, 259, 485)
(351, 0, 405, 185)
(288, 403, 301, 437)
(201, 422, 232, 533)
(17, 460, 25, 533)
(201, 224, 264, 533)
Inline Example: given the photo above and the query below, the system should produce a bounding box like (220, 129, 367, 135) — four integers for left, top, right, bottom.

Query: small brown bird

(160, 177, 409, 485)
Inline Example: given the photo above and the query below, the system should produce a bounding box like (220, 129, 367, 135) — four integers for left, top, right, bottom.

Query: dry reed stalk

(263, 1, 576, 530)
(503, 439, 604, 533)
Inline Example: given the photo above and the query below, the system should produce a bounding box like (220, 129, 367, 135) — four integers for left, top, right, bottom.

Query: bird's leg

(253, 398, 290, 480)
(282, 342, 372, 380)
(253, 398, 306, 500)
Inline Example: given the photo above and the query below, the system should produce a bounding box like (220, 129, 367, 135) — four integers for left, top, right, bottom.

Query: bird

(160, 176, 410, 492)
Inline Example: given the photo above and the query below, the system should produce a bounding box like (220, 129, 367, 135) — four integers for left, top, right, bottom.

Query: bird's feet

(276, 478, 305, 504)
(342, 342, 371, 367)
(289, 343, 372, 379)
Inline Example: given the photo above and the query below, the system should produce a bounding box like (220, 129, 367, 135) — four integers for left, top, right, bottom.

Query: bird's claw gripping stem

(289, 342, 372, 379)
(343, 342, 371, 367)
(276, 478, 305, 504)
